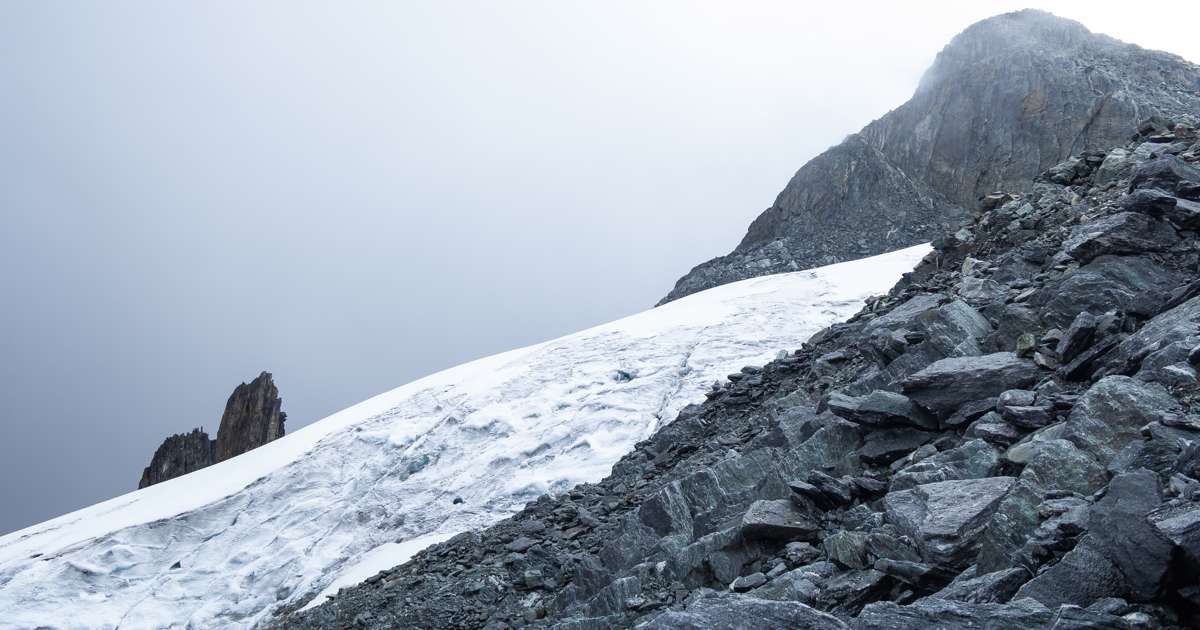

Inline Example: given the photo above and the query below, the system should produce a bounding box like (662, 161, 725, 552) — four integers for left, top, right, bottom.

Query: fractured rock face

(856, 597, 1051, 629)
(1149, 501, 1200, 567)
(138, 371, 286, 488)
(1104, 295, 1200, 377)
(1040, 255, 1184, 328)
(1061, 212, 1178, 263)
(884, 477, 1017, 570)
(137, 428, 215, 489)
(901, 353, 1042, 417)
(928, 567, 1030, 605)
(1122, 188, 1200, 229)
(890, 439, 1000, 491)
(1061, 376, 1179, 465)
(1128, 155, 1200, 195)
(658, 9, 1200, 304)
(640, 592, 848, 630)
(741, 499, 819, 541)
(214, 371, 287, 463)
(827, 390, 935, 430)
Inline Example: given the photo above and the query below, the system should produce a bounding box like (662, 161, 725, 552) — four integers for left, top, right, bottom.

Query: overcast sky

(1, 2, 1198, 535)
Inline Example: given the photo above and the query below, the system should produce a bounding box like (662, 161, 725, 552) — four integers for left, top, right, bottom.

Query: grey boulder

(901, 353, 1042, 417)
(637, 591, 848, 629)
(1128, 155, 1200, 194)
(857, 428, 936, 466)
(890, 439, 1000, 491)
(884, 476, 1017, 570)
(1062, 376, 1180, 465)
(1104, 295, 1200, 377)
(1148, 500, 1200, 567)
(741, 499, 819, 540)
(827, 390, 936, 430)
(1061, 212, 1178, 264)
(928, 566, 1031, 604)
(1041, 255, 1183, 329)
(855, 597, 1052, 630)
(824, 530, 871, 569)
(1087, 470, 1171, 601)
(1013, 536, 1128, 608)
(1121, 187, 1200, 229)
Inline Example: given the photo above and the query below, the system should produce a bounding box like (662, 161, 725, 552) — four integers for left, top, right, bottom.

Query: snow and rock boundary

(0, 245, 929, 629)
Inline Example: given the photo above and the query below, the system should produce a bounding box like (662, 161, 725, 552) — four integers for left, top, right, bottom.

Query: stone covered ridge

(279, 120, 1200, 628)
(657, 9, 1200, 305)
(137, 371, 285, 488)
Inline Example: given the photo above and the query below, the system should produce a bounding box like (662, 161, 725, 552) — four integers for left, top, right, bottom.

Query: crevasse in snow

(0, 244, 929, 629)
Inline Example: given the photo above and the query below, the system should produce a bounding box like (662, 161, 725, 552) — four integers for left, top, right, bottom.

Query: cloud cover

(0, 1, 1197, 534)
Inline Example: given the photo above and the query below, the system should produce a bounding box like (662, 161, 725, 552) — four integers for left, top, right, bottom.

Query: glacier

(0, 244, 929, 629)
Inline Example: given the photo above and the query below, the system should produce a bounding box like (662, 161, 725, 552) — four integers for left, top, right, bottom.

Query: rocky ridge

(658, 9, 1200, 304)
(279, 119, 1200, 629)
(137, 371, 285, 488)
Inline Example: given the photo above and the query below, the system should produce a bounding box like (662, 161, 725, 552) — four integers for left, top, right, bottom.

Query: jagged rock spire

(214, 371, 286, 463)
(138, 371, 285, 488)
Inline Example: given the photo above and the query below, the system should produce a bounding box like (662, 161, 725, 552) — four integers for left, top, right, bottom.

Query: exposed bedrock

(658, 9, 1200, 304)
(137, 371, 286, 488)
(281, 116, 1200, 629)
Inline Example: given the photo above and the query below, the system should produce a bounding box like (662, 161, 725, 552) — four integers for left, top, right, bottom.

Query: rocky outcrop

(137, 372, 285, 488)
(658, 9, 1200, 304)
(213, 371, 286, 463)
(277, 120, 1200, 629)
(137, 428, 215, 489)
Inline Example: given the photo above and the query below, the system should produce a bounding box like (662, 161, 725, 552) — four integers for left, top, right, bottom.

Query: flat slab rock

(928, 566, 1031, 604)
(1150, 500, 1200, 565)
(1104, 295, 1200, 376)
(741, 499, 819, 540)
(828, 390, 936, 430)
(884, 477, 1017, 569)
(1061, 211, 1178, 263)
(638, 591, 848, 629)
(854, 597, 1052, 630)
(858, 428, 936, 466)
(901, 353, 1042, 417)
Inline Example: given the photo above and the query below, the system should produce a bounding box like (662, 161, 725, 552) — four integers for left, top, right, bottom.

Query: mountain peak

(917, 10, 1097, 92)
(658, 12, 1200, 304)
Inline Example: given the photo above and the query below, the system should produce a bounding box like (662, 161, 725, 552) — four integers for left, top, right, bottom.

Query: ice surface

(298, 531, 457, 612)
(0, 244, 929, 629)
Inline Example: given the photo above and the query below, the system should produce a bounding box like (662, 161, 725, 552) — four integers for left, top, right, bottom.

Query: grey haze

(1, 1, 1197, 534)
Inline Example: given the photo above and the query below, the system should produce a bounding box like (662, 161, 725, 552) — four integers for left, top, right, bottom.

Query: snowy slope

(0, 245, 929, 629)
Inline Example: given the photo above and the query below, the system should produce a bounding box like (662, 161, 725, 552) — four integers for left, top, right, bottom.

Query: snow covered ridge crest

(0, 245, 930, 629)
